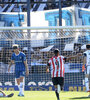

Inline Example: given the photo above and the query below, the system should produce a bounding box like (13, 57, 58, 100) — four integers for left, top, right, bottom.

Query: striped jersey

(11, 52, 26, 71)
(48, 55, 65, 78)
(84, 50, 90, 66)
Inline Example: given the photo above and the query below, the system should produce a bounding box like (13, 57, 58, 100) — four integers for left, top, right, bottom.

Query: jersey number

(55, 61, 59, 68)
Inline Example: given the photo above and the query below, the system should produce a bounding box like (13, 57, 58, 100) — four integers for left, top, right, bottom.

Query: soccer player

(82, 44, 90, 93)
(46, 48, 81, 100)
(0, 89, 14, 97)
(8, 44, 29, 96)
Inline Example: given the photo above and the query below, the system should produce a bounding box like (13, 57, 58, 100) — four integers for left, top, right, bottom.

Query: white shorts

(86, 66, 90, 74)
(0, 92, 4, 97)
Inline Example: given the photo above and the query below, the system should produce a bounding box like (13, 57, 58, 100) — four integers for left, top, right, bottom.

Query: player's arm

(8, 60, 14, 72)
(66, 53, 82, 61)
(0, 89, 14, 97)
(24, 60, 29, 76)
(46, 63, 50, 73)
(8, 53, 15, 72)
(23, 53, 29, 76)
(0, 90, 6, 97)
(82, 53, 86, 72)
(83, 56, 86, 66)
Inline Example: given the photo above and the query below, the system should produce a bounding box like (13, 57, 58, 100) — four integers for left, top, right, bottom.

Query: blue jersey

(11, 52, 26, 71)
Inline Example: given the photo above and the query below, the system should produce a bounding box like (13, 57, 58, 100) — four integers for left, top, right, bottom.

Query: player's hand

(46, 68, 49, 73)
(26, 70, 29, 76)
(77, 53, 82, 56)
(82, 65, 85, 72)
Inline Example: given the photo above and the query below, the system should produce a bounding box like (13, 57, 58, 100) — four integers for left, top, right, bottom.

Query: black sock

(55, 89, 60, 100)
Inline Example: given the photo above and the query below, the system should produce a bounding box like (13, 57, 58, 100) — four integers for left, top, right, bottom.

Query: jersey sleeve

(11, 54, 14, 60)
(83, 52, 87, 57)
(48, 58, 51, 66)
(61, 56, 67, 62)
(61, 56, 65, 60)
(22, 53, 26, 61)
(63, 57, 67, 62)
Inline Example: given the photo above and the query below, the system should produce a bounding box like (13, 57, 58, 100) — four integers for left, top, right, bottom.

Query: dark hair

(54, 49, 59, 54)
(86, 44, 90, 49)
(12, 44, 19, 49)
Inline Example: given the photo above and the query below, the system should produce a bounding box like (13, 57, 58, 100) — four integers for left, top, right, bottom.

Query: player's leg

(57, 77, 64, 100)
(85, 75, 89, 91)
(15, 71, 21, 96)
(16, 78, 21, 96)
(89, 74, 90, 91)
(87, 68, 90, 97)
(0, 90, 14, 98)
(58, 77, 64, 91)
(54, 85, 60, 100)
(88, 66, 90, 91)
(6, 93, 14, 97)
(85, 67, 89, 92)
(19, 71, 25, 96)
(19, 76, 24, 96)
(52, 77, 60, 100)
(57, 84, 61, 93)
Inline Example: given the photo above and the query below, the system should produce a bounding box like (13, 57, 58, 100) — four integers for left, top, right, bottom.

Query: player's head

(54, 48, 59, 56)
(12, 44, 19, 53)
(86, 44, 90, 50)
(12, 44, 19, 49)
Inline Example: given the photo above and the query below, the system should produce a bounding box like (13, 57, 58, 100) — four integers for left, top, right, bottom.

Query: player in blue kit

(8, 44, 29, 96)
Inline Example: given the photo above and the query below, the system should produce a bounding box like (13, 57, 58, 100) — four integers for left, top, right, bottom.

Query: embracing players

(8, 44, 29, 96)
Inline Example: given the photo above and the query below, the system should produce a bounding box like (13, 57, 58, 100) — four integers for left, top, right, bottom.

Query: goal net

(0, 26, 90, 91)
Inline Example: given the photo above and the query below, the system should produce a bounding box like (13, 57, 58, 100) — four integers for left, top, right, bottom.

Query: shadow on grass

(70, 96, 90, 99)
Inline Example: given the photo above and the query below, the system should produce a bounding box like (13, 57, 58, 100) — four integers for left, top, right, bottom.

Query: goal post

(0, 26, 90, 91)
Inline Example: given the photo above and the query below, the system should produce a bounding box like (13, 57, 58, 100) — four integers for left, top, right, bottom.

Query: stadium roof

(81, 44, 86, 49)
(0, 0, 90, 4)
(64, 43, 74, 51)
(40, 45, 54, 52)
(23, 47, 34, 52)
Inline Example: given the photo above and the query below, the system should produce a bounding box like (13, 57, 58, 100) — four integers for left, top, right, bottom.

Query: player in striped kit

(82, 44, 90, 94)
(8, 44, 29, 96)
(46, 48, 80, 100)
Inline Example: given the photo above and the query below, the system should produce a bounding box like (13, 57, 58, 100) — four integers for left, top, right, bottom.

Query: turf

(0, 91, 90, 100)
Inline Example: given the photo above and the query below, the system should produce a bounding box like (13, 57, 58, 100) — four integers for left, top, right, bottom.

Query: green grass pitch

(0, 91, 90, 100)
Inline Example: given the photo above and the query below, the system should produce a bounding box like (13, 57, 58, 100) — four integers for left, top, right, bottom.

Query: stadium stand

(0, 0, 90, 12)
(37, 0, 47, 11)
(76, 0, 90, 8)
(0, 4, 9, 12)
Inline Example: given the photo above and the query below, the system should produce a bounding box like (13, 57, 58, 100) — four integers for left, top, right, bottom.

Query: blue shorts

(15, 70, 25, 79)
